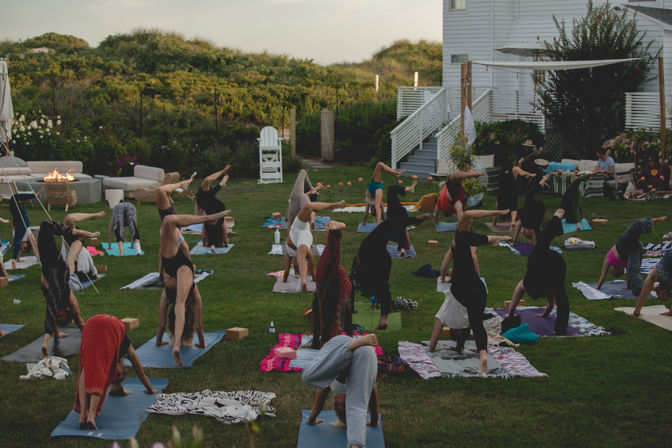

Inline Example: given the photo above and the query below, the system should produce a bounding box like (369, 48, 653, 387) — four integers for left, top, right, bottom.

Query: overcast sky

(1, 0, 442, 65)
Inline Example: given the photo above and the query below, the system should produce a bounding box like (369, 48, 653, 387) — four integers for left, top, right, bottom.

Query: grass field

(1, 166, 671, 447)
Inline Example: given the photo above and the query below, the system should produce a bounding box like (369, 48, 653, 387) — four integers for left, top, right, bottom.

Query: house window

(450, 0, 466, 10)
(451, 54, 469, 64)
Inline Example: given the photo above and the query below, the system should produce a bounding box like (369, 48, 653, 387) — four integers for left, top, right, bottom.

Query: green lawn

(1, 166, 671, 447)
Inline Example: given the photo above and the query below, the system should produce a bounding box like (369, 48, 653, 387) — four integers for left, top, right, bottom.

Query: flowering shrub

(448, 143, 474, 171)
(115, 154, 140, 176)
(602, 130, 669, 163)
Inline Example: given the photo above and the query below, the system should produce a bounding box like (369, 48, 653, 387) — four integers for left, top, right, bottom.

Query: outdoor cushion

(134, 164, 165, 182)
(547, 161, 577, 174)
(0, 166, 32, 176)
(27, 161, 83, 174)
(103, 177, 161, 192)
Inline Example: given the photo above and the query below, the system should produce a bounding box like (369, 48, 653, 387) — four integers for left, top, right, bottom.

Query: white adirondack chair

(258, 126, 283, 184)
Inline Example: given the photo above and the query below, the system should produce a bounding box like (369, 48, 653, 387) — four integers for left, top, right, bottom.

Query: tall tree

(538, 0, 655, 157)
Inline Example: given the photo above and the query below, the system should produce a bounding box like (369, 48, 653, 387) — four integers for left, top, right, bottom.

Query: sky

(1, 0, 442, 65)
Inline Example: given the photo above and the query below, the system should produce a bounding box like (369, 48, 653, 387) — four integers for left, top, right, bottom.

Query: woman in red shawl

(75, 314, 156, 429)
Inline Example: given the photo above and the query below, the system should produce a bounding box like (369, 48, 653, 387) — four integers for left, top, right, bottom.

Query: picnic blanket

(126, 331, 225, 368)
(573, 280, 657, 300)
(297, 410, 385, 448)
(4, 256, 39, 270)
(487, 307, 610, 337)
(386, 244, 416, 258)
(101, 242, 145, 257)
(615, 305, 672, 332)
(272, 275, 316, 293)
(643, 241, 672, 256)
(564, 237, 595, 250)
(2, 326, 82, 362)
(434, 221, 458, 233)
(260, 334, 383, 373)
(191, 241, 234, 255)
(499, 241, 562, 256)
(120, 270, 212, 290)
(51, 378, 168, 440)
(146, 390, 276, 424)
(262, 216, 331, 231)
(641, 257, 661, 275)
(561, 218, 592, 234)
(398, 341, 546, 379)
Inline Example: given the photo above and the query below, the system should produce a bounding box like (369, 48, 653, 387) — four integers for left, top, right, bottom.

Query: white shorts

(290, 216, 313, 250)
(284, 242, 297, 258)
(365, 194, 376, 207)
(435, 289, 470, 329)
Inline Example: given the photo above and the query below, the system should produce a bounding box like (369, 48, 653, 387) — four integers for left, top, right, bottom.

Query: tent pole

(658, 57, 667, 161)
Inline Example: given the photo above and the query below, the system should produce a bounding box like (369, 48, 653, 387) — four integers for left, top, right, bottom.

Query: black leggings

(386, 185, 408, 250)
(351, 217, 421, 315)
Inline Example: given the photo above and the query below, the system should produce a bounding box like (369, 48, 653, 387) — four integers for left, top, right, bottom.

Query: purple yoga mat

(494, 307, 580, 336)
(513, 242, 535, 256)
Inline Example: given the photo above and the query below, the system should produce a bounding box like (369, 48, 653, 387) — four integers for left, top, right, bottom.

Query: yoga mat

(272, 276, 316, 293)
(101, 242, 145, 257)
(582, 280, 656, 300)
(120, 270, 212, 290)
(4, 256, 39, 270)
(435, 221, 458, 232)
(492, 307, 581, 337)
(125, 331, 226, 368)
(190, 241, 234, 255)
(2, 326, 81, 362)
(561, 218, 592, 234)
(615, 305, 672, 332)
(181, 223, 203, 234)
(297, 409, 385, 448)
(357, 222, 377, 233)
(500, 241, 562, 256)
(437, 277, 487, 293)
(79, 273, 105, 290)
(50, 377, 169, 440)
(0, 324, 24, 337)
(0, 241, 10, 256)
(352, 306, 401, 332)
(386, 244, 416, 258)
(485, 222, 513, 233)
(423, 341, 503, 377)
(8, 273, 25, 282)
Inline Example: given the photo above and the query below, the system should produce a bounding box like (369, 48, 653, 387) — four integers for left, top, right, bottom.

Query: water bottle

(268, 321, 276, 334)
(274, 228, 280, 244)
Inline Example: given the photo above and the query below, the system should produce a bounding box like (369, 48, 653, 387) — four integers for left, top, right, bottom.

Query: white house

(393, 0, 672, 174)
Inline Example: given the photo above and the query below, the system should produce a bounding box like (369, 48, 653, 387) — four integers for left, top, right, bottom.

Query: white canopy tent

(0, 59, 13, 155)
(495, 40, 548, 58)
(472, 58, 639, 71)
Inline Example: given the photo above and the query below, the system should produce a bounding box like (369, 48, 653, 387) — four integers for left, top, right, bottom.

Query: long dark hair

(311, 255, 352, 348)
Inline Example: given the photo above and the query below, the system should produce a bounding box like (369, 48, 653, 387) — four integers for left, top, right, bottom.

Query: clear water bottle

(268, 321, 276, 334)
(274, 228, 280, 244)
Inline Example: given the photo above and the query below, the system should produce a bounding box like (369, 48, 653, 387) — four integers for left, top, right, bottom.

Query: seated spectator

(593, 148, 615, 178)
(640, 155, 670, 192)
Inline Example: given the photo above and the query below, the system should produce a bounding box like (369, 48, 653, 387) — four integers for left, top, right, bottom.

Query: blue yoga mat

(9, 274, 25, 282)
(357, 222, 377, 233)
(586, 280, 655, 299)
(182, 223, 203, 233)
(190, 242, 234, 255)
(562, 218, 592, 234)
(51, 377, 168, 440)
(126, 330, 226, 368)
(101, 242, 145, 256)
(0, 324, 24, 337)
(386, 244, 416, 258)
(297, 410, 384, 448)
(435, 221, 458, 232)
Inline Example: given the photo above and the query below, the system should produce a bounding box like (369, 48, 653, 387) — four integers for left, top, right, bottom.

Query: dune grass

(1, 166, 671, 447)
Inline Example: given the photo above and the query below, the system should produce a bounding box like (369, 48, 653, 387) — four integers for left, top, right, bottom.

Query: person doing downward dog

(505, 209, 571, 334)
(363, 162, 406, 227)
(512, 174, 548, 244)
(287, 200, 346, 292)
(195, 165, 232, 250)
(433, 170, 485, 225)
(74, 314, 156, 430)
(596, 216, 667, 296)
(159, 210, 230, 366)
(302, 334, 380, 448)
(108, 201, 141, 256)
(350, 214, 433, 330)
(386, 178, 418, 257)
(633, 251, 672, 317)
(428, 287, 471, 354)
(448, 209, 511, 375)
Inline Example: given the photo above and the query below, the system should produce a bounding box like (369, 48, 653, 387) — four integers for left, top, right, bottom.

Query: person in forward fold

(504, 209, 570, 335)
(492, 157, 535, 228)
(632, 251, 672, 317)
(74, 314, 156, 430)
(303, 334, 380, 448)
(107, 201, 141, 256)
(512, 174, 548, 245)
(195, 165, 232, 251)
(62, 211, 106, 290)
(363, 162, 406, 227)
(596, 216, 667, 296)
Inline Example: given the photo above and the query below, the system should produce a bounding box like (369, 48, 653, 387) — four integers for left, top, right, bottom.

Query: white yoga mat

(615, 305, 672, 332)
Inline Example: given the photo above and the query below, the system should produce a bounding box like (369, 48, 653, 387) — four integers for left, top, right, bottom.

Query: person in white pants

(302, 334, 379, 448)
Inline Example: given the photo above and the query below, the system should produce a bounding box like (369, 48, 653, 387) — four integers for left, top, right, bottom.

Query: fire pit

(43, 168, 76, 183)
(15, 174, 101, 205)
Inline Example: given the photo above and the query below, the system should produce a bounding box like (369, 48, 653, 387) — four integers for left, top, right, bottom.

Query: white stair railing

(435, 89, 493, 161)
(397, 86, 446, 120)
(390, 88, 448, 169)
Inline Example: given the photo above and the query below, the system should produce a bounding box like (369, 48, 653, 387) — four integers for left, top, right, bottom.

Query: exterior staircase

(398, 136, 437, 178)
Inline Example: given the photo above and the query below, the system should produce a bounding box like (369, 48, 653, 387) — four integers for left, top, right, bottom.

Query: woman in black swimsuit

(159, 209, 230, 366)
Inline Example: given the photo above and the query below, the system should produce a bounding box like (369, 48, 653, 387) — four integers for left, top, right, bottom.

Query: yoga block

(440, 326, 451, 338)
(504, 300, 526, 308)
(225, 327, 248, 340)
(0, 277, 7, 288)
(90, 237, 100, 247)
(428, 240, 438, 248)
(272, 212, 282, 219)
(121, 318, 139, 331)
(591, 218, 608, 225)
(96, 265, 107, 273)
(274, 347, 297, 359)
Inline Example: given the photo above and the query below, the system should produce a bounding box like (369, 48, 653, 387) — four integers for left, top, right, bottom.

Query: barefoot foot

(173, 348, 183, 367)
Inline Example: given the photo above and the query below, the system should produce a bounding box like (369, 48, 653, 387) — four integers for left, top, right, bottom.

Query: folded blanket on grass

(615, 306, 672, 332)
(486, 307, 610, 337)
(260, 334, 383, 373)
(20, 356, 71, 380)
(398, 341, 547, 379)
(120, 270, 212, 290)
(573, 280, 657, 300)
(146, 390, 276, 424)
